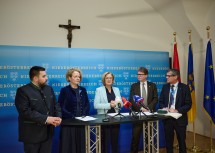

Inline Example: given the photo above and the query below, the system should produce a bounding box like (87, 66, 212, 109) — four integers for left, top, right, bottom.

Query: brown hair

(138, 67, 148, 75)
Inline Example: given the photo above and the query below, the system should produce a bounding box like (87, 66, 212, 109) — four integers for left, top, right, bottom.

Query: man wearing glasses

(159, 69, 192, 153)
(129, 67, 158, 153)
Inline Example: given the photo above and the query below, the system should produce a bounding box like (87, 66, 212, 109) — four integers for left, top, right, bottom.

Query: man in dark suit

(129, 67, 158, 153)
(15, 66, 62, 153)
(159, 69, 192, 153)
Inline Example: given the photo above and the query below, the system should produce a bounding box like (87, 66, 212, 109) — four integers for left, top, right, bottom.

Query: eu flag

(187, 43, 196, 123)
(203, 40, 215, 125)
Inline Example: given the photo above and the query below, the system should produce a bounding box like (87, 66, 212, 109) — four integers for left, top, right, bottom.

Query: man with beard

(15, 66, 62, 153)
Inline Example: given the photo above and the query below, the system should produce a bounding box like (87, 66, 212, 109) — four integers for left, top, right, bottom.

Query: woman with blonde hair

(59, 68, 90, 153)
(94, 72, 122, 153)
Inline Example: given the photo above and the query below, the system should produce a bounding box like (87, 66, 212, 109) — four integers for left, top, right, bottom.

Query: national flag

(187, 43, 196, 123)
(173, 42, 181, 82)
(203, 40, 215, 125)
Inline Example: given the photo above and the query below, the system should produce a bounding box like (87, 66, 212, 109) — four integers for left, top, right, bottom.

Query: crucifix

(59, 19, 80, 48)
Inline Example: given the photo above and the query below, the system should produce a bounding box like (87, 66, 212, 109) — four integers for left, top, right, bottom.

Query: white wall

(0, 0, 215, 139)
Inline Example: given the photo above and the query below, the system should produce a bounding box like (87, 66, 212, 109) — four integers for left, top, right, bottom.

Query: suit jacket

(94, 86, 121, 114)
(15, 83, 62, 143)
(159, 82, 192, 126)
(129, 81, 158, 112)
(58, 85, 90, 119)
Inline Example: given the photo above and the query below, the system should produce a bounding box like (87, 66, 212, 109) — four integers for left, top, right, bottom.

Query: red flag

(173, 42, 181, 82)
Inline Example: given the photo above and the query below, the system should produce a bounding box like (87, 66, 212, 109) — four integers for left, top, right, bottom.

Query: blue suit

(159, 82, 192, 153)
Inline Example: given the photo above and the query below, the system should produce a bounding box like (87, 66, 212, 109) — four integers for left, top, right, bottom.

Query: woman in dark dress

(58, 68, 90, 153)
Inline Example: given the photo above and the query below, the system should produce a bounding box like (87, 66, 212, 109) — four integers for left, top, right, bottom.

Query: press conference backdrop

(0, 45, 169, 153)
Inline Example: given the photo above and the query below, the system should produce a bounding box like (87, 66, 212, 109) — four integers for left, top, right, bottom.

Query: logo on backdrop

(98, 80, 103, 86)
(98, 64, 104, 72)
(146, 65, 151, 70)
(123, 87, 130, 96)
(42, 63, 49, 71)
(10, 90, 16, 100)
(10, 72, 18, 81)
(123, 72, 129, 80)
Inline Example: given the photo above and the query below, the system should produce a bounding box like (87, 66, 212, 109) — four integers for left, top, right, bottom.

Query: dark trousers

(24, 136, 52, 153)
(101, 124, 120, 153)
(130, 123, 142, 153)
(164, 119, 187, 153)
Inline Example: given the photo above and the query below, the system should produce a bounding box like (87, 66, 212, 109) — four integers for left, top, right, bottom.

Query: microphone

(122, 97, 137, 117)
(133, 95, 149, 111)
(112, 96, 125, 119)
(122, 97, 132, 109)
(115, 96, 123, 109)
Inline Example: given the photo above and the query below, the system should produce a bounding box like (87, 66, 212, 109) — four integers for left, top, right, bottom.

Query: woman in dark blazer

(58, 68, 90, 153)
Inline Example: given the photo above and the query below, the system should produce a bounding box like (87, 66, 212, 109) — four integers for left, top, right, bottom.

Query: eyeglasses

(166, 75, 175, 77)
(137, 74, 146, 76)
(105, 77, 113, 80)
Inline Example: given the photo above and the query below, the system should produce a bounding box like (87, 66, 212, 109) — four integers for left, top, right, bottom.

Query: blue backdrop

(0, 45, 169, 153)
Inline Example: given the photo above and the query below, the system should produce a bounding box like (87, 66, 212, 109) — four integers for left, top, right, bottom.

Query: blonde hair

(101, 72, 115, 85)
(66, 68, 82, 82)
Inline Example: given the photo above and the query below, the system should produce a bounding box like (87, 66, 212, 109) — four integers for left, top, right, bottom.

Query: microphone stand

(129, 108, 138, 118)
(113, 105, 125, 120)
(138, 102, 148, 118)
(102, 109, 110, 122)
(141, 111, 148, 118)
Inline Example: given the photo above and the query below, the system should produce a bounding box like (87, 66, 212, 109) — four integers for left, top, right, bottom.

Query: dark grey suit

(129, 81, 158, 153)
(15, 83, 61, 152)
(159, 82, 192, 153)
(129, 81, 158, 112)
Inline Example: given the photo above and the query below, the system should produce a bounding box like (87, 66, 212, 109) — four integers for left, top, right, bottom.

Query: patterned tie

(142, 83, 148, 106)
(169, 85, 175, 107)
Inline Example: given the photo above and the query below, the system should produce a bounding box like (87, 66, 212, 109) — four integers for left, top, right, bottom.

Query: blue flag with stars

(203, 40, 215, 125)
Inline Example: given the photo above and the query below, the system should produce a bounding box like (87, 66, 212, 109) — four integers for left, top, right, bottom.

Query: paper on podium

(164, 112, 182, 119)
(75, 116, 97, 121)
(107, 112, 154, 117)
(107, 113, 130, 117)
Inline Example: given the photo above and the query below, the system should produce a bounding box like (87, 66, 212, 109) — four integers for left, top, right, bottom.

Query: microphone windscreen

(134, 96, 149, 110)
(115, 96, 123, 107)
(123, 101, 132, 109)
(133, 95, 144, 103)
(122, 97, 128, 103)
(121, 97, 132, 109)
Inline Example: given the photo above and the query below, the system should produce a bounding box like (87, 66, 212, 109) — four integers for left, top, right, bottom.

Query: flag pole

(207, 26, 210, 39)
(173, 32, 176, 42)
(172, 32, 181, 82)
(173, 32, 179, 150)
(209, 121, 215, 152)
(187, 30, 201, 152)
(172, 32, 176, 69)
(207, 26, 215, 153)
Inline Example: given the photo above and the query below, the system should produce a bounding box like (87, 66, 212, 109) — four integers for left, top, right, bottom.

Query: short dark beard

(38, 81, 47, 88)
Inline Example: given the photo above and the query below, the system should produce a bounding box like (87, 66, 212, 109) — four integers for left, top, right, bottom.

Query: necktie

(169, 85, 175, 107)
(142, 83, 148, 106)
